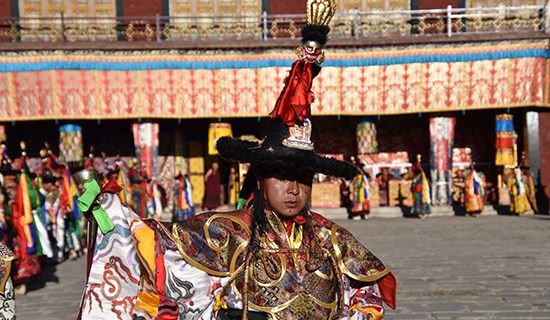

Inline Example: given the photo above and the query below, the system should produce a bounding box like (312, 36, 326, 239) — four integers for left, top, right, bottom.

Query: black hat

(129, 172, 142, 184)
(42, 169, 59, 184)
(217, 120, 357, 180)
(0, 144, 17, 177)
(0, 159, 18, 177)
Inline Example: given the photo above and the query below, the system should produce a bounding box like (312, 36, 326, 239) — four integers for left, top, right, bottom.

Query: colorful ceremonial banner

(429, 117, 456, 206)
(59, 124, 83, 164)
(131, 123, 159, 179)
(0, 41, 549, 121)
(208, 123, 233, 155)
(356, 121, 378, 155)
(495, 114, 518, 167)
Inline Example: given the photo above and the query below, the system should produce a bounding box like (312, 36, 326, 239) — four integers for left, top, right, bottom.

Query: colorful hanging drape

(59, 124, 83, 165)
(495, 114, 518, 167)
(429, 117, 455, 206)
(356, 121, 378, 155)
(208, 123, 232, 155)
(131, 123, 159, 179)
(1, 41, 548, 121)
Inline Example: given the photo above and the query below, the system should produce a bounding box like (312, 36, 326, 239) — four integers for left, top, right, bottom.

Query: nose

(288, 181, 299, 195)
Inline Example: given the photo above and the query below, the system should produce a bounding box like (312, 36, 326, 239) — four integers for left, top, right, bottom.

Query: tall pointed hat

(217, 0, 357, 180)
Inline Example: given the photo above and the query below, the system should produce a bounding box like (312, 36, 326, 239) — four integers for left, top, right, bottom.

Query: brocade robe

(79, 193, 396, 320)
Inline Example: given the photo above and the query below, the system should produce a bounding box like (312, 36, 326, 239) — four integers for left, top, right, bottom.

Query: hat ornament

(306, 0, 337, 27)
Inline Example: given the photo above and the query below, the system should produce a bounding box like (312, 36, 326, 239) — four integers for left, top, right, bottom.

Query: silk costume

(79, 190, 396, 320)
(464, 167, 484, 214)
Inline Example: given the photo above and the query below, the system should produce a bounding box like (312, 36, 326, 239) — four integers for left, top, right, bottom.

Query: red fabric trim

(101, 178, 123, 193)
(284, 213, 307, 234)
(293, 214, 307, 225)
(378, 272, 397, 309)
(244, 191, 255, 207)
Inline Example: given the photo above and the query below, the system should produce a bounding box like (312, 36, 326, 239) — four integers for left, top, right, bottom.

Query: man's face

(264, 175, 312, 219)
(3, 178, 17, 201)
(42, 181, 54, 191)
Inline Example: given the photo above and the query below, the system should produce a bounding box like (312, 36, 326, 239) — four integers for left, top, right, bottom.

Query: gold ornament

(306, 0, 337, 27)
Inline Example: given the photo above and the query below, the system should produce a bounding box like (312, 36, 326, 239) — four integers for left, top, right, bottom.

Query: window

(467, 0, 544, 8)
(338, 0, 410, 13)
(170, 0, 261, 18)
(19, 0, 116, 18)
(19, 0, 116, 41)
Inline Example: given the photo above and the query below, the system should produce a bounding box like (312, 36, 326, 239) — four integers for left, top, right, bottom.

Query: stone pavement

(14, 213, 550, 319)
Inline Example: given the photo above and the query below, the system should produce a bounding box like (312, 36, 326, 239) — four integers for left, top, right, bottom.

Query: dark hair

(248, 182, 266, 255)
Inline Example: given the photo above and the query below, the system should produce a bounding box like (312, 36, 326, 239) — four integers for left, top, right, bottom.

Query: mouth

(284, 200, 299, 208)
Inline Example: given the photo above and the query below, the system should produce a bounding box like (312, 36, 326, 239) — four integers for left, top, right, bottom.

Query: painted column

(429, 117, 455, 206)
(537, 111, 550, 214)
(526, 111, 540, 183)
(131, 122, 159, 179)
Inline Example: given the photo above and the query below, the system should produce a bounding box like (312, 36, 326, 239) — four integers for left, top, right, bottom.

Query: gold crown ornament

(306, 0, 337, 27)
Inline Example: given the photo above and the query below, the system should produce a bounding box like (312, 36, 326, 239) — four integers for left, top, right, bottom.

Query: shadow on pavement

(26, 261, 60, 292)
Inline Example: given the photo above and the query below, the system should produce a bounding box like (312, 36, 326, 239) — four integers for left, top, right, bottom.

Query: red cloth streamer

(378, 272, 397, 310)
(102, 178, 123, 193)
(269, 60, 313, 126)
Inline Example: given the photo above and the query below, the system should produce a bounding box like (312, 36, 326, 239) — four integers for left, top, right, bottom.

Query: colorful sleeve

(344, 277, 385, 320)
(79, 192, 219, 320)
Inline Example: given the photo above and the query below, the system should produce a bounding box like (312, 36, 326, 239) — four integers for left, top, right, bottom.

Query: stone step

(163, 205, 511, 222)
(314, 205, 500, 220)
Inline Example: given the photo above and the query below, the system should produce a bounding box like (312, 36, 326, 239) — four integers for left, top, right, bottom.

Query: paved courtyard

(14, 213, 550, 319)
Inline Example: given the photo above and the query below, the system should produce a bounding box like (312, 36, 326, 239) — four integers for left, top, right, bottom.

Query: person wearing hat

(172, 171, 195, 222)
(38, 167, 62, 261)
(410, 155, 432, 219)
(451, 166, 466, 212)
(0, 144, 18, 311)
(40, 144, 83, 263)
(1, 143, 42, 295)
(464, 161, 484, 217)
(507, 164, 532, 215)
(520, 163, 538, 214)
(78, 1, 396, 319)
(348, 159, 371, 220)
(126, 158, 149, 218)
(506, 152, 535, 215)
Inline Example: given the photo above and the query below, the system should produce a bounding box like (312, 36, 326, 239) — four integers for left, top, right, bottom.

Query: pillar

(537, 111, 550, 214)
(429, 117, 456, 206)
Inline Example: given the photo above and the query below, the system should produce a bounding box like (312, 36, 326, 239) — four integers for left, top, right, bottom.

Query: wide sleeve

(132, 219, 225, 319)
(311, 213, 397, 311)
(341, 277, 385, 320)
(79, 192, 221, 320)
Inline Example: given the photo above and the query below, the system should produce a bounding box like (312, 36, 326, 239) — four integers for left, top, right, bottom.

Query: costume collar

(263, 208, 307, 249)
